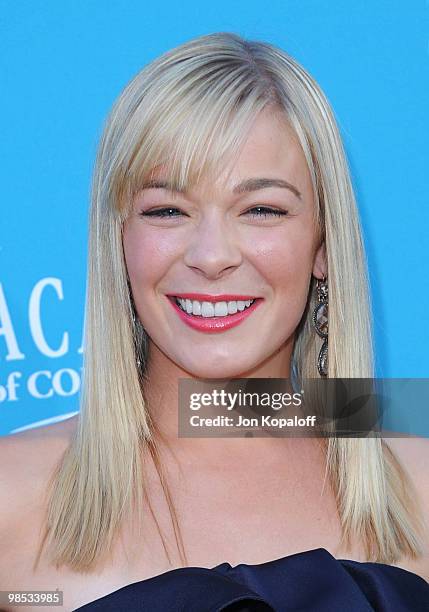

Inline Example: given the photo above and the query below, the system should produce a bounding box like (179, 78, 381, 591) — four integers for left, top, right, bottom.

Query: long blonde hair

(35, 32, 424, 572)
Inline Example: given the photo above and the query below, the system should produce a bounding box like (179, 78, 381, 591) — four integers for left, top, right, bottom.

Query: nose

(183, 212, 242, 280)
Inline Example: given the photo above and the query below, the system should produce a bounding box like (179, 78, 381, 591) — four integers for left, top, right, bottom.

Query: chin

(179, 360, 255, 380)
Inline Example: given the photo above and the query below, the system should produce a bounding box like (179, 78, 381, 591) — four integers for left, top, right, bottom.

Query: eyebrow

(234, 177, 302, 199)
(140, 177, 302, 200)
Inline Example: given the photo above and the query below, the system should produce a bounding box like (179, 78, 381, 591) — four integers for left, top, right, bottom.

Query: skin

(0, 108, 427, 610)
(123, 107, 326, 455)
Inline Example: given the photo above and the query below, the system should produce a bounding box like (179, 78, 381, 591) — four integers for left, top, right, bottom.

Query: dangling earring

(131, 310, 142, 369)
(312, 275, 328, 377)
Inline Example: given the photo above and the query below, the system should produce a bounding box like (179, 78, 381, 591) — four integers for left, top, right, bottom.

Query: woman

(1, 32, 428, 611)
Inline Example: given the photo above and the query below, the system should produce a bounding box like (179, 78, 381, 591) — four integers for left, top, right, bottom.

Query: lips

(167, 295, 263, 333)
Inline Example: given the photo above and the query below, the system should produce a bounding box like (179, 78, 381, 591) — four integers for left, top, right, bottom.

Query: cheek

(248, 228, 315, 325)
(123, 224, 175, 289)
(250, 229, 315, 282)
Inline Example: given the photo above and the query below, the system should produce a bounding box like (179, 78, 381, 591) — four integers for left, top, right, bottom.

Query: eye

(244, 206, 288, 219)
(139, 207, 184, 218)
(138, 205, 289, 220)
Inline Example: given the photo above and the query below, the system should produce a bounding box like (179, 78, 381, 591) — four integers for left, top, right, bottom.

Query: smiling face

(122, 107, 326, 379)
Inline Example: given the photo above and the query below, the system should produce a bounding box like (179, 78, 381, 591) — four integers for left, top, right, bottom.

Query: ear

(312, 240, 327, 279)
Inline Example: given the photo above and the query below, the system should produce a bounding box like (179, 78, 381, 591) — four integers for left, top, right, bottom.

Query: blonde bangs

(107, 57, 276, 222)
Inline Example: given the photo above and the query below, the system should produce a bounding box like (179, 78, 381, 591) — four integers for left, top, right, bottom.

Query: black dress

(73, 547, 429, 611)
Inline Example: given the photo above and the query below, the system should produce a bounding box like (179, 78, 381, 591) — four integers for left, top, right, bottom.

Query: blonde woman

(1, 32, 428, 611)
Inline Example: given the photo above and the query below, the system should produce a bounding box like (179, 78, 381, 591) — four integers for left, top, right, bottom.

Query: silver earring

(131, 310, 142, 369)
(312, 276, 328, 377)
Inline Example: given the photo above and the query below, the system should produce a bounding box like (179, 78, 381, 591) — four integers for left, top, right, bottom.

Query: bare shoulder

(383, 434, 429, 582)
(0, 413, 79, 469)
(0, 415, 79, 527)
(0, 416, 79, 594)
(383, 434, 429, 493)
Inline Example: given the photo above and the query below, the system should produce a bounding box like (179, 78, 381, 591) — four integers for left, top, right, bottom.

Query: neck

(140, 336, 314, 466)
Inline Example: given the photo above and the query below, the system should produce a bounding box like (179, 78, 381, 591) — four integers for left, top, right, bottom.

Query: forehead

(146, 109, 311, 198)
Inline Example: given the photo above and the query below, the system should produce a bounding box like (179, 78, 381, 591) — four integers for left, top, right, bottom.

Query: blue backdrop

(1, 1, 428, 435)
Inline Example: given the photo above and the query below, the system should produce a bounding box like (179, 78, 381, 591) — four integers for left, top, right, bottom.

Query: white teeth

(227, 301, 238, 314)
(214, 302, 228, 316)
(176, 297, 256, 317)
(201, 302, 215, 317)
(192, 300, 202, 315)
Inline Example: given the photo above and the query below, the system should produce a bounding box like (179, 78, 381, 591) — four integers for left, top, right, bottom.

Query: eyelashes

(139, 205, 289, 220)
(247, 206, 288, 218)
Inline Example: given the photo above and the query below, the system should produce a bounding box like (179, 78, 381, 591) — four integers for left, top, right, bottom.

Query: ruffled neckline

(73, 546, 429, 611)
